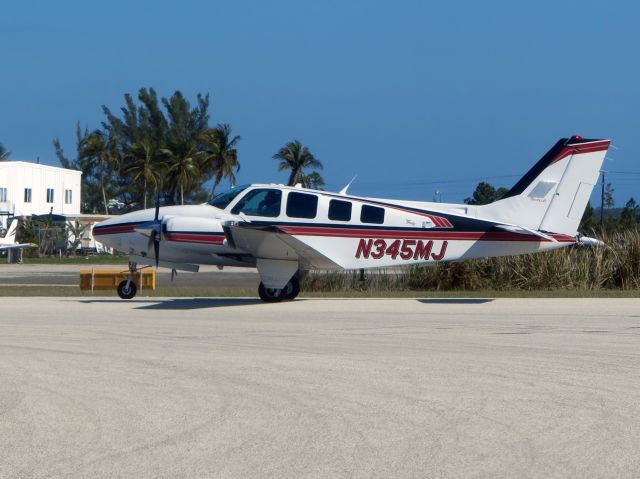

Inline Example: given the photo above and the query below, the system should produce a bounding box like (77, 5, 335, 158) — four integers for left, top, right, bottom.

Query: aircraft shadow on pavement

(80, 298, 266, 310)
(417, 298, 494, 304)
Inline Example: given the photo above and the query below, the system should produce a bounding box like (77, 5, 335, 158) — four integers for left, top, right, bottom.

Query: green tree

(273, 140, 323, 186)
(161, 145, 203, 205)
(204, 124, 241, 198)
(57, 88, 236, 211)
(303, 171, 325, 190)
(79, 130, 119, 214)
(464, 182, 508, 205)
(604, 183, 615, 209)
(0, 142, 10, 161)
(54, 125, 108, 213)
(620, 197, 639, 230)
(124, 137, 165, 209)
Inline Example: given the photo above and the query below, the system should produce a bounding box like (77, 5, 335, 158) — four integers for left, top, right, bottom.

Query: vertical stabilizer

(3, 219, 18, 244)
(477, 136, 610, 235)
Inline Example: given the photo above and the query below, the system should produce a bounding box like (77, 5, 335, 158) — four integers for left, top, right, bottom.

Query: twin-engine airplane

(94, 136, 610, 301)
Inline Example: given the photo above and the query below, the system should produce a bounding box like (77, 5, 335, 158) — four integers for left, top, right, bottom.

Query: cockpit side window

(208, 185, 249, 210)
(231, 189, 282, 217)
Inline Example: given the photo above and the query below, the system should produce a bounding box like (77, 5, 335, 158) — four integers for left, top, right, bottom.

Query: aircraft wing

(225, 222, 340, 269)
(0, 243, 37, 251)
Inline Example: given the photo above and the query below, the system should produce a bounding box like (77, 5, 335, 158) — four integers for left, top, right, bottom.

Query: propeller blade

(154, 192, 160, 222)
(154, 236, 160, 268)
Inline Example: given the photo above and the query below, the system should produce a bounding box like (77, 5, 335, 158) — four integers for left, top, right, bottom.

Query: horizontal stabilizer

(494, 224, 557, 242)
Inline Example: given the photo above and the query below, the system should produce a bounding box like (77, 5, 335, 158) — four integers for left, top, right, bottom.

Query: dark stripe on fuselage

(93, 221, 144, 236)
(276, 225, 574, 243)
(245, 220, 575, 243)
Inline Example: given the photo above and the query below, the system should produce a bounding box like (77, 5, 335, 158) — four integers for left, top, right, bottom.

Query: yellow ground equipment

(80, 268, 156, 296)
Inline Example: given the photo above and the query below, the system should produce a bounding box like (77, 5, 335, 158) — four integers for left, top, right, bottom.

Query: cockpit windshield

(207, 185, 249, 210)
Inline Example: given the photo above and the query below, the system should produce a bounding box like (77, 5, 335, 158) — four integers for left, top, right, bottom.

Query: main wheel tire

(258, 282, 285, 303)
(117, 280, 137, 299)
(283, 276, 300, 300)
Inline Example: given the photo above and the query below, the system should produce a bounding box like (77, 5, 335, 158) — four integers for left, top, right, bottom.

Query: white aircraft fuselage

(94, 136, 610, 301)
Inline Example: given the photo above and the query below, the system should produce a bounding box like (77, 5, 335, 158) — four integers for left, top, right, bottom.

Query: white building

(0, 161, 82, 227)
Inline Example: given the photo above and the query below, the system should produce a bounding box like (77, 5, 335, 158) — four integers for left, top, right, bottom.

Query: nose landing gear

(117, 261, 140, 299)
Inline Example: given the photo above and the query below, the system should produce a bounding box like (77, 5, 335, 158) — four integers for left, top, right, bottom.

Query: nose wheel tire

(258, 276, 300, 302)
(117, 280, 137, 299)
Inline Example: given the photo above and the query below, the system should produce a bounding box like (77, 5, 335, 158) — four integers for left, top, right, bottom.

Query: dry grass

(302, 231, 640, 293)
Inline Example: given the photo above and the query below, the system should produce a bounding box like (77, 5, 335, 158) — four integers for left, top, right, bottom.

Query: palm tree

(124, 138, 164, 209)
(205, 124, 241, 198)
(303, 171, 325, 190)
(273, 140, 322, 186)
(161, 145, 203, 205)
(79, 130, 119, 214)
(0, 142, 10, 161)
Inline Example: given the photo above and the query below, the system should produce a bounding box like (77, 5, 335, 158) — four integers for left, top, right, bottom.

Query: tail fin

(478, 136, 610, 235)
(3, 219, 18, 243)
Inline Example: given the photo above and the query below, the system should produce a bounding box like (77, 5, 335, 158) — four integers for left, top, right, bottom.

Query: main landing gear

(117, 261, 139, 299)
(258, 276, 300, 303)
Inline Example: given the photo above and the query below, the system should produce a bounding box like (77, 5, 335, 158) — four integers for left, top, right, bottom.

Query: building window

(24, 188, 32, 203)
(46, 188, 54, 203)
(65, 189, 72, 204)
(0, 188, 6, 203)
(286, 192, 318, 219)
(360, 204, 385, 224)
(328, 199, 352, 221)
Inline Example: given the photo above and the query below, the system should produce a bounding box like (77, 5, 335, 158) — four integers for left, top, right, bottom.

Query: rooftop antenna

(338, 175, 357, 195)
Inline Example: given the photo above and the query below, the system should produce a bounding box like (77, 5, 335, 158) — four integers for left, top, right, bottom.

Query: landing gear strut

(258, 275, 300, 303)
(117, 261, 138, 300)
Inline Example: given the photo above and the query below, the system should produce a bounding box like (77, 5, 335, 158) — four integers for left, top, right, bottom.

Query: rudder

(478, 136, 610, 235)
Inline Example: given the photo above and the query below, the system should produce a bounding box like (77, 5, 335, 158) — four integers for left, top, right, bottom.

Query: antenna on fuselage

(338, 175, 357, 195)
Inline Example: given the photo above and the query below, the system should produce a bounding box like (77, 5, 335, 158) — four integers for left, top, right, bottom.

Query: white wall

(0, 161, 82, 226)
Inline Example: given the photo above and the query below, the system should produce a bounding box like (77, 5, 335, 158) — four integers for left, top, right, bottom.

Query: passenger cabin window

(360, 204, 385, 224)
(231, 189, 282, 217)
(328, 199, 352, 221)
(286, 192, 318, 219)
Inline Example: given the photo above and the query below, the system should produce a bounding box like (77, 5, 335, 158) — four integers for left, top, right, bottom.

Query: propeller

(147, 189, 162, 268)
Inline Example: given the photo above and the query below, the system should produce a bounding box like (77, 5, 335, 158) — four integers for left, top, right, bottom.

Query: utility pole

(600, 171, 605, 231)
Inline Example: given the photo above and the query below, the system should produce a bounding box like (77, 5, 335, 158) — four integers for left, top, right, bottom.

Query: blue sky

(2, 0, 639, 205)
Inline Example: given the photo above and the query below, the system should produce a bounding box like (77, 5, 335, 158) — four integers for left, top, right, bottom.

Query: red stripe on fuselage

(165, 232, 225, 245)
(93, 225, 137, 235)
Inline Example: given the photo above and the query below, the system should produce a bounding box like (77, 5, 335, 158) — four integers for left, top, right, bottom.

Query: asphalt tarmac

(1, 297, 640, 478)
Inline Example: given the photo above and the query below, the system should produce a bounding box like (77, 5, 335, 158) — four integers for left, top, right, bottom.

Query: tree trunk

(288, 169, 300, 186)
(100, 171, 109, 215)
(102, 186, 109, 215)
(143, 179, 147, 210)
(180, 185, 184, 205)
